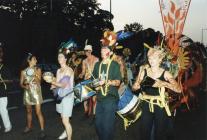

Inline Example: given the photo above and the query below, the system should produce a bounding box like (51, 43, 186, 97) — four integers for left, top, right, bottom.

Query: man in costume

(79, 45, 99, 117)
(92, 45, 122, 140)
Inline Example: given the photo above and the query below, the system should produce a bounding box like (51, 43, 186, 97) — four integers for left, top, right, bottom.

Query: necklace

(98, 58, 112, 96)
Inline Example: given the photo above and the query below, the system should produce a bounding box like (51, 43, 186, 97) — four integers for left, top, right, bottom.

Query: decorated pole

(159, 0, 192, 110)
(159, 0, 191, 55)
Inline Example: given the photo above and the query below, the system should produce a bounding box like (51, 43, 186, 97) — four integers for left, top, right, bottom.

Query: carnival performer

(79, 45, 99, 118)
(92, 45, 122, 140)
(20, 53, 45, 138)
(132, 47, 181, 140)
(0, 46, 12, 133)
(50, 51, 74, 140)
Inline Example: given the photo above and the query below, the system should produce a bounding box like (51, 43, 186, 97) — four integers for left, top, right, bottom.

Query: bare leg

(92, 96, 97, 115)
(35, 104, 44, 130)
(61, 116, 72, 140)
(83, 100, 88, 115)
(26, 105, 32, 129)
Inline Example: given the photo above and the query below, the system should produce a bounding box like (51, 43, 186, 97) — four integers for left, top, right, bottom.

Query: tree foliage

(124, 22, 143, 33)
(0, 0, 114, 63)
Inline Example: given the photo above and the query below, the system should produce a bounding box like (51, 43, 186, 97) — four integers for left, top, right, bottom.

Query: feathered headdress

(143, 40, 167, 60)
(100, 29, 117, 51)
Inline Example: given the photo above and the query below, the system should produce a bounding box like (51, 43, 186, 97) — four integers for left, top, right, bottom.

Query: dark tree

(0, 0, 115, 64)
(124, 22, 143, 33)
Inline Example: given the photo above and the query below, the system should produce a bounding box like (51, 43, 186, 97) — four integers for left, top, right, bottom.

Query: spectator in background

(0, 46, 12, 133)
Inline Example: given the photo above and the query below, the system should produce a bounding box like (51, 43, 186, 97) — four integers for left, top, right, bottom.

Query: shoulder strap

(140, 65, 148, 78)
(159, 70, 166, 80)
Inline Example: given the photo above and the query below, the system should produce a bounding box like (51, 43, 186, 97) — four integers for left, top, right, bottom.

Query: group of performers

(0, 29, 188, 140)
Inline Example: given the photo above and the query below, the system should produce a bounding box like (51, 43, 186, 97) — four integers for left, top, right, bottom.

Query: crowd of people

(0, 29, 204, 140)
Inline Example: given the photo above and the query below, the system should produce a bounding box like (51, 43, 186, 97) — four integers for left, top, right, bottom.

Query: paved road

(0, 86, 206, 140)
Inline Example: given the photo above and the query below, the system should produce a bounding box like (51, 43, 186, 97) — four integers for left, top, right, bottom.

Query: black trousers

(140, 101, 174, 140)
(95, 100, 118, 140)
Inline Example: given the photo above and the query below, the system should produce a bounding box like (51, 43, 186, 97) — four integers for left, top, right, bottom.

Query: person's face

(148, 53, 162, 67)
(101, 47, 111, 59)
(84, 50, 92, 57)
(71, 53, 77, 59)
(58, 53, 67, 65)
(28, 56, 37, 66)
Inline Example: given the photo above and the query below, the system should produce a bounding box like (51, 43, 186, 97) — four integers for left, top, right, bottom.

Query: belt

(139, 90, 171, 116)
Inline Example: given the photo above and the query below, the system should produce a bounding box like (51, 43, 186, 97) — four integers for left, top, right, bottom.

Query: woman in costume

(20, 53, 45, 138)
(132, 47, 181, 140)
(50, 51, 74, 140)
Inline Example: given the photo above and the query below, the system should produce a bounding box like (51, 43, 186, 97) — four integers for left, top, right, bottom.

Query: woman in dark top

(132, 48, 181, 140)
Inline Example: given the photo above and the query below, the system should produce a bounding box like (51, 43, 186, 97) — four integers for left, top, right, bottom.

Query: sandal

(22, 127, 32, 134)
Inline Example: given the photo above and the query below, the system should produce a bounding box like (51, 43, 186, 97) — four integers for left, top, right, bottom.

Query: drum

(73, 80, 96, 102)
(43, 72, 54, 83)
(117, 86, 142, 129)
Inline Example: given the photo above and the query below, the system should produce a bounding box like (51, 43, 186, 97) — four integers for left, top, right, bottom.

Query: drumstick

(0, 80, 13, 83)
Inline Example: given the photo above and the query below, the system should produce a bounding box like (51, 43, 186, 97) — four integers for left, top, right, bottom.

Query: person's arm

(154, 71, 181, 93)
(51, 69, 73, 89)
(108, 80, 121, 86)
(79, 60, 86, 79)
(91, 63, 101, 90)
(107, 62, 122, 87)
(33, 68, 41, 84)
(20, 71, 29, 90)
(164, 71, 181, 93)
(90, 62, 98, 80)
(51, 80, 65, 88)
(51, 70, 65, 88)
(50, 70, 58, 89)
(132, 65, 146, 91)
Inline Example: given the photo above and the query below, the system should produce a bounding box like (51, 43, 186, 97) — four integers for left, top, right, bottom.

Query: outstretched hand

(132, 84, 140, 91)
